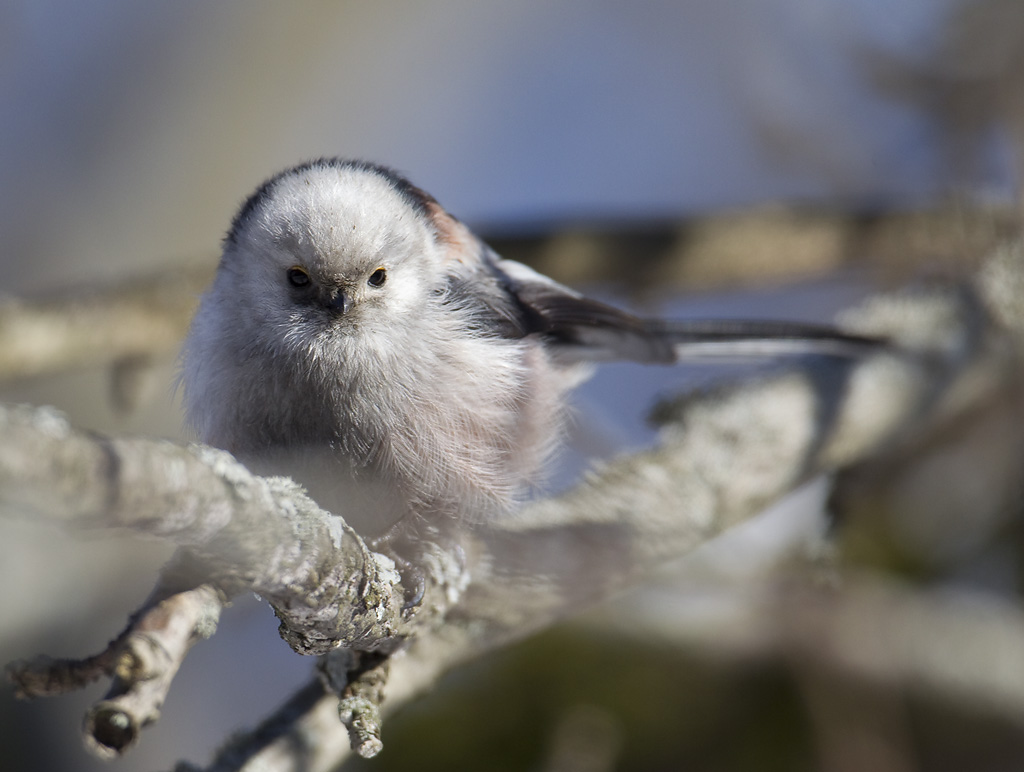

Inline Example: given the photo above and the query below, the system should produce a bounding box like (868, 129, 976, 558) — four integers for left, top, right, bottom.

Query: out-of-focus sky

(1, 4, 1021, 770)
(1, 0, 1014, 295)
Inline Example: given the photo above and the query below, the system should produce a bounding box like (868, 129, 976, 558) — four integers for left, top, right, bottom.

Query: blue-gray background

(2, 0, 1015, 296)
(1, 2, 1019, 770)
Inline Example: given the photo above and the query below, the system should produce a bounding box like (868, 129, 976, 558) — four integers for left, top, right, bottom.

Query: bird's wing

(481, 256, 882, 364)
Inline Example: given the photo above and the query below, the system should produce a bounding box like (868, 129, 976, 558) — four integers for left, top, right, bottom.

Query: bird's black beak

(328, 290, 351, 315)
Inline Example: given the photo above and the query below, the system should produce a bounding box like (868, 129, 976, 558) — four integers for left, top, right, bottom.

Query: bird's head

(216, 159, 460, 349)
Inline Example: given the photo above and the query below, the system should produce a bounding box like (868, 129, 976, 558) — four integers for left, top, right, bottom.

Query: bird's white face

(218, 163, 443, 354)
(181, 161, 482, 450)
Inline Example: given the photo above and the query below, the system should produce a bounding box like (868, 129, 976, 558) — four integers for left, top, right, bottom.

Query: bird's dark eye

(286, 266, 311, 287)
(368, 267, 387, 287)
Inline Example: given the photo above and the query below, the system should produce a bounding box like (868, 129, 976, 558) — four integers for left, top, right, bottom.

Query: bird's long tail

(557, 315, 884, 364)
(645, 318, 883, 362)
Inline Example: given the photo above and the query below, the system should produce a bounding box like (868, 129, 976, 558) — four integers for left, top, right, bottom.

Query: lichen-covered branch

(0, 405, 415, 656)
(319, 650, 391, 758)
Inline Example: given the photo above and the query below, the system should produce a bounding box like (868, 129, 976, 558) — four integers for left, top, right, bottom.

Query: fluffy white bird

(181, 158, 875, 551)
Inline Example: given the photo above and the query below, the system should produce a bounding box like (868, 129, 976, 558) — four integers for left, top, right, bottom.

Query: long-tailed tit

(181, 158, 875, 550)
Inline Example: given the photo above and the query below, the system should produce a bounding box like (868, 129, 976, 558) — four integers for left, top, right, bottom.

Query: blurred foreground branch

(2, 237, 1024, 770)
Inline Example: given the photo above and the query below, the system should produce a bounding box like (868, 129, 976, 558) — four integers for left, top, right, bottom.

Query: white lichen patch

(370, 551, 401, 589)
(2, 403, 72, 440)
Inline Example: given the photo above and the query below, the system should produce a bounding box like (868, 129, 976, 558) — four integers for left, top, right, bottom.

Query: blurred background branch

(0, 261, 212, 383)
(0, 204, 1017, 386)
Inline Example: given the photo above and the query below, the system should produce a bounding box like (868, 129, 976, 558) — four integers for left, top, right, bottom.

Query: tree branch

(0, 262, 213, 381)
(3, 237, 1023, 770)
(0, 406, 418, 655)
(81, 584, 225, 758)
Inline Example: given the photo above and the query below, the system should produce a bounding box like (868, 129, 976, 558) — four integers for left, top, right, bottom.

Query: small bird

(180, 158, 875, 553)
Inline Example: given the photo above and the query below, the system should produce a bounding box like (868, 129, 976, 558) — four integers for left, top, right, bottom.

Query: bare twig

(171, 679, 338, 772)
(82, 585, 224, 758)
(7, 572, 226, 756)
(319, 650, 390, 758)
(7, 639, 127, 699)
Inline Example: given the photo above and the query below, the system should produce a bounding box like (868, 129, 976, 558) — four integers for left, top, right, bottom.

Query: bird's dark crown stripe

(224, 158, 436, 247)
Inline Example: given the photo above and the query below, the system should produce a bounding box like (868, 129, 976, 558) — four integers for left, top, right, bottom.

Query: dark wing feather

(458, 253, 882, 363)
(502, 277, 679, 362)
